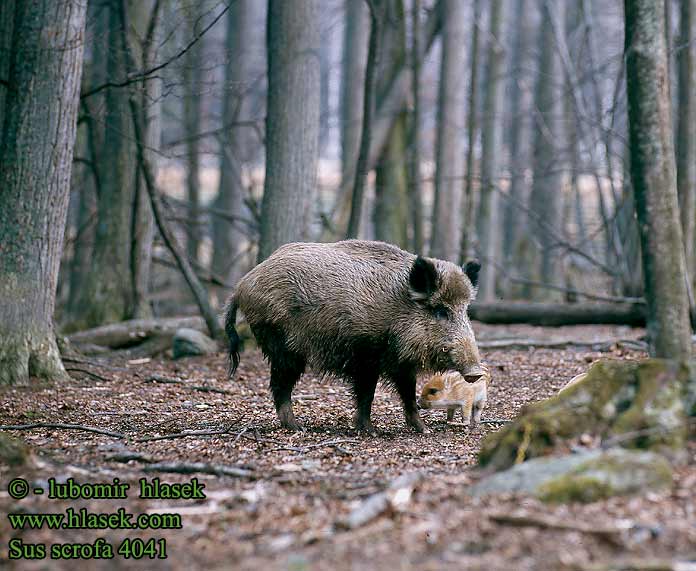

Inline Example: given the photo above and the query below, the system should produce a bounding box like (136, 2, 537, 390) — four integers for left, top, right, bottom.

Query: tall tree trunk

(431, 0, 466, 262)
(212, 0, 254, 286)
(676, 0, 696, 283)
(0, 0, 87, 384)
(340, 0, 369, 202)
(183, 6, 204, 263)
(130, 0, 161, 319)
(527, 0, 565, 298)
(625, 0, 691, 359)
(501, 0, 531, 273)
(372, 0, 408, 247)
(0, 0, 14, 131)
(258, 0, 320, 262)
(460, 0, 482, 262)
(476, 0, 507, 301)
(73, 0, 135, 328)
(408, 0, 424, 253)
(346, 0, 381, 240)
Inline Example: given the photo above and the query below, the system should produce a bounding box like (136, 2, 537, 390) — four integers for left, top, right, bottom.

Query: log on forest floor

(469, 302, 647, 326)
(65, 316, 210, 352)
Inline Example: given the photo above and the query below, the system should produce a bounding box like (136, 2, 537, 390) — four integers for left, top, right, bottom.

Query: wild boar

(225, 240, 483, 433)
(418, 364, 490, 426)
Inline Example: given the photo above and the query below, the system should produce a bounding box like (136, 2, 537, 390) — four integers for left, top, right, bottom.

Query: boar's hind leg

(353, 374, 378, 434)
(269, 357, 305, 431)
(391, 366, 426, 433)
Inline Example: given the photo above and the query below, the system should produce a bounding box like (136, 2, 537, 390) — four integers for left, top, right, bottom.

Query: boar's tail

(224, 298, 241, 378)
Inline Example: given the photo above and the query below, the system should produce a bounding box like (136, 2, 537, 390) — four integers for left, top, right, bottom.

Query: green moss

(0, 433, 30, 466)
(479, 359, 691, 472)
(538, 475, 613, 503)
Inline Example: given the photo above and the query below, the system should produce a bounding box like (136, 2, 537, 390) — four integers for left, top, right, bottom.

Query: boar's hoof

(355, 417, 377, 436)
(277, 405, 303, 432)
(406, 414, 427, 433)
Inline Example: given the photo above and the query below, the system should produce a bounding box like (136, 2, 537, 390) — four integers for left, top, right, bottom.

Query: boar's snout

(462, 364, 484, 383)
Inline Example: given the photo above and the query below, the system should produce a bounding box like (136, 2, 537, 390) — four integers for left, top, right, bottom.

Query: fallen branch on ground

(0, 423, 124, 439)
(143, 461, 256, 479)
(145, 375, 230, 394)
(337, 472, 423, 530)
(477, 338, 648, 352)
(576, 560, 696, 571)
(488, 510, 631, 546)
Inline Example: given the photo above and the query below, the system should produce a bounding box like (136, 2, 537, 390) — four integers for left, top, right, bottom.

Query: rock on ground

(172, 328, 218, 359)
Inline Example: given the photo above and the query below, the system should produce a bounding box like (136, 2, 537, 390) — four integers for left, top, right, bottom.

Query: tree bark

(460, 0, 482, 262)
(340, 0, 369, 204)
(408, 0, 424, 253)
(130, 0, 161, 319)
(73, 0, 135, 328)
(258, 0, 321, 262)
(527, 0, 565, 298)
(502, 0, 532, 274)
(346, 0, 381, 240)
(0, 0, 87, 384)
(625, 0, 692, 359)
(0, 0, 14, 130)
(676, 0, 696, 283)
(372, 0, 409, 248)
(476, 0, 507, 301)
(183, 3, 204, 264)
(430, 0, 466, 262)
(212, 0, 254, 287)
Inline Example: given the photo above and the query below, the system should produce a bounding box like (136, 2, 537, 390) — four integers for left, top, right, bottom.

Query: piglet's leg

(446, 408, 455, 423)
(461, 400, 473, 426)
(472, 401, 485, 424)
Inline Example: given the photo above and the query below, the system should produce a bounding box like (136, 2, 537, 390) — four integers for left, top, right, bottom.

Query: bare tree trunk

(258, 0, 320, 262)
(460, 0, 482, 262)
(676, 0, 696, 282)
(476, 0, 507, 301)
(0, 0, 14, 131)
(340, 0, 369, 194)
(212, 0, 254, 287)
(0, 0, 87, 384)
(431, 0, 466, 262)
(408, 0, 424, 253)
(625, 0, 691, 359)
(372, 0, 409, 247)
(527, 0, 565, 298)
(346, 0, 381, 239)
(73, 0, 135, 328)
(183, 6, 204, 263)
(501, 0, 531, 272)
(130, 0, 161, 319)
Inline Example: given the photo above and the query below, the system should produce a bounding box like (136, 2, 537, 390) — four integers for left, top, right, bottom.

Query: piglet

(418, 364, 490, 426)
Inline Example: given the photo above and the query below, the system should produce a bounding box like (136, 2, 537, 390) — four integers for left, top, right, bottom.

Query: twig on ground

(135, 428, 235, 443)
(271, 438, 359, 454)
(478, 419, 511, 424)
(143, 461, 256, 479)
(0, 423, 124, 439)
(65, 367, 112, 382)
(574, 559, 696, 571)
(106, 451, 157, 463)
(145, 375, 230, 394)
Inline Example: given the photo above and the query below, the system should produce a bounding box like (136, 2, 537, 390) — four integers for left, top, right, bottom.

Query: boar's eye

(432, 305, 450, 320)
(428, 387, 439, 395)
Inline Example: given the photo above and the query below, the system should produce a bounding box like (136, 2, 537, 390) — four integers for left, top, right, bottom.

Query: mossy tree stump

(480, 359, 696, 471)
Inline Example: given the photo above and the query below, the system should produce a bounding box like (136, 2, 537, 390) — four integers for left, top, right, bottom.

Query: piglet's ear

(463, 259, 481, 289)
(409, 256, 439, 301)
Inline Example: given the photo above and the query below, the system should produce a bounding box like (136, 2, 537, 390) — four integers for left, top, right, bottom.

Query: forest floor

(1, 323, 695, 570)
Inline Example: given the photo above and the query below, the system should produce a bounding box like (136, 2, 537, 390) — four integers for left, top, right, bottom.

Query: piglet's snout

(462, 364, 484, 383)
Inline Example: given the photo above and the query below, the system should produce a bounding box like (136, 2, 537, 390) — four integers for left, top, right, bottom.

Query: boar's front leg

(353, 373, 378, 435)
(392, 365, 426, 433)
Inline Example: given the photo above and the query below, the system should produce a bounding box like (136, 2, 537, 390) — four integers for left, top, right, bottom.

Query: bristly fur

(224, 298, 241, 377)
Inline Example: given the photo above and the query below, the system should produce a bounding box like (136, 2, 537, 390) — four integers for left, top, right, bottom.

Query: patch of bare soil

(1, 324, 694, 570)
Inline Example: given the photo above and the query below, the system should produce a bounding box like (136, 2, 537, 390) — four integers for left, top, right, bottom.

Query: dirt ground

(1, 323, 695, 570)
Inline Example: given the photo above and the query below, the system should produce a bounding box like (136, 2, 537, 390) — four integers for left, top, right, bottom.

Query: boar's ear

(409, 256, 439, 301)
(463, 259, 481, 289)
